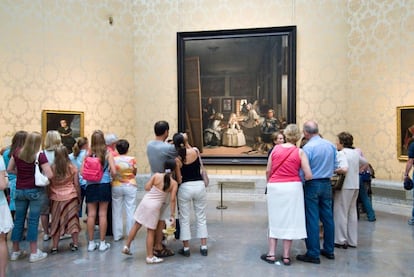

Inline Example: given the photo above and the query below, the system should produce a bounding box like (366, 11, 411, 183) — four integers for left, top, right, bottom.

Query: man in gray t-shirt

(146, 121, 177, 257)
(147, 140, 176, 174)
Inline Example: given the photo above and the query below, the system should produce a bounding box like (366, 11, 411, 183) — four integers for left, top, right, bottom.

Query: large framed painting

(397, 106, 414, 161)
(42, 110, 84, 153)
(177, 26, 297, 165)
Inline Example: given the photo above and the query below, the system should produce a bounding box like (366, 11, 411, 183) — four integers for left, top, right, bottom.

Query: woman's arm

(334, 151, 348, 175)
(0, 170, 8, 191)
(265, 155, 272, 182)
(144, 174, 156, 191)
(168, 181, 178, 227)
(40, 162, 54, 179)
(7, 157, 16, 175)
(174, 157, 182, 184)
(300, 149, 313, 181)
(107, 152, 117, 179)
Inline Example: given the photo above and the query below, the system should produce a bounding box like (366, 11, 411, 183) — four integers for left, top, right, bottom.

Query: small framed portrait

(397, 106, 414, 160)
(42, 110, 84, 153)
(222, 98, 233, 112)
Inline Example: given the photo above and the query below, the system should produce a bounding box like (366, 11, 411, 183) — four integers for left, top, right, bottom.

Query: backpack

(81, 155, 103, 182)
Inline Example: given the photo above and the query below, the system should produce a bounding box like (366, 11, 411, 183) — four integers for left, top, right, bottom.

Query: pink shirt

(49, 164, 78, 201)
(268, 145, 301, 183)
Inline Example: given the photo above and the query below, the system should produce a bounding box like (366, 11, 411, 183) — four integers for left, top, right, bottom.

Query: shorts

(85, 183, 111, 203)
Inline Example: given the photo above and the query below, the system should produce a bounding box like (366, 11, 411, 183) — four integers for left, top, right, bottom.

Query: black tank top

(181, 158, 202, 183)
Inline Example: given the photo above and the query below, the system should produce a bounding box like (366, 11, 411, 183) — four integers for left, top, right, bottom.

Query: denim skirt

(85, 183, 111, 203)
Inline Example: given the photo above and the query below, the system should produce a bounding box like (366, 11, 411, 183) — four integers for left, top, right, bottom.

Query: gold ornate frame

(41, 110, 84, 142)
(397, 105, 414, 161)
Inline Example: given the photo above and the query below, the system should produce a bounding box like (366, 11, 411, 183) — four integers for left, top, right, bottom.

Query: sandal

(69, 243, 78, 251)
(281, 256, 291, 266)
(122, 246, 132, 256)
(50, 248, 58, 255)
(153, 246, 174, 257)
(260, 253, 276, 264)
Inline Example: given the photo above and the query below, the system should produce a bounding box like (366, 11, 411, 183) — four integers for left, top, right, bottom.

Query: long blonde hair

(18, 131, 42, 163)
(44, 130, 62, 151)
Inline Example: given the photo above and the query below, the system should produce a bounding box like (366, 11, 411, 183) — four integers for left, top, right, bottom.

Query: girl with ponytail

(121, 159, 178, 264)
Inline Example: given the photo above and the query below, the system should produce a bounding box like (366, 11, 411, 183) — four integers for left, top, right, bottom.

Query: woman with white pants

(173, 133, 208, 257)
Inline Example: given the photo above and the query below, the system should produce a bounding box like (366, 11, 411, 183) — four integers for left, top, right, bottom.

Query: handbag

(404, 176, 413, 191)
(331, 174, 345, 191)
(35, 152, 50, 187)
(194, 148, 209, 187)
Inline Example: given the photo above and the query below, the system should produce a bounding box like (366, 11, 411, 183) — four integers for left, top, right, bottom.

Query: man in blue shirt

(297, 120, 336, 264)
(404, 136, 414, 225)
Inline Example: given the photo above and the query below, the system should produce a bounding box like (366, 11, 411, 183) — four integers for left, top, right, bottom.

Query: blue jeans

(303, 179, 335, 258)
(358, 175, 376, 220)
(11, 188, 47, 242)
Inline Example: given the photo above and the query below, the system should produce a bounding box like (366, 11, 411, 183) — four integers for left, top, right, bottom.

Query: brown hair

(337, 132, 354, 148)
(9, 130, 28, 158)
(53, 145, 71, 180)
(18, 132, 42, 163)
(90, 130, 106, 166)
(72, 137, 88, 158)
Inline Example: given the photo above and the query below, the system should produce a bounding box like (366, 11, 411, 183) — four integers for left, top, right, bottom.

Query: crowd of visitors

(3, 117, 410, 275)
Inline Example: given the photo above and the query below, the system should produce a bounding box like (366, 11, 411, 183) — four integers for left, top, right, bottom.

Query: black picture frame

(177, 26, 296, 165)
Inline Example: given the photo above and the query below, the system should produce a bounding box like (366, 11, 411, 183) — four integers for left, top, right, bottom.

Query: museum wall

(1, 0, 413, 181)
(0, 0, 137, 156)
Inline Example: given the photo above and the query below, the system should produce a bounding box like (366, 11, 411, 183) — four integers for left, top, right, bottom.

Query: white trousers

(334, 188, 359, 246)
(111, 185, 137, 240)
(178, 180, 208, 241)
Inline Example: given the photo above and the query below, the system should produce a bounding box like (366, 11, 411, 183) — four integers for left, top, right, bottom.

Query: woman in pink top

(261, 124, 312, 266)
(49, 145, 81, 253)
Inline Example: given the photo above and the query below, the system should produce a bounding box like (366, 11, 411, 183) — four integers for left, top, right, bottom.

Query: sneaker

(200, 246, 208, 256)
(408, 218, 414, 225)
(178, 248, 190, 257)
(10, 250, 27, 261)
(60, 234, 72, 240)
(99, 242, 110, 252)
(43, 234, 51, 241)
(146, 256, 163, 264)
(88, 241, 98, 252)
(122, 246, 132, 255)
(29, 249, 48, 263)
(69, 243, 79, 251)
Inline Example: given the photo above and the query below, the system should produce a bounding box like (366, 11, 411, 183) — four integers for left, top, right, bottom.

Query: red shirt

(13, 149, 48, 189)
(268, 145, 301, 183)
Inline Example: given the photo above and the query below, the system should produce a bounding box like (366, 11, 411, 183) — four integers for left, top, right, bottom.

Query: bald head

(303, 120, 319, 138)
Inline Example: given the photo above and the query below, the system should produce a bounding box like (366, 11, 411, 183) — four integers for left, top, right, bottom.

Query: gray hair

(104, 133, 118, 145)
(303, 120, 319, 135)
(283, 124, 301, 144)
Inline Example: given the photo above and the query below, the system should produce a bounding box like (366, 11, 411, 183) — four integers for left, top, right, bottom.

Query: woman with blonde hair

(261, 124, 312, 265)
(41, 130, 62, 241)
(82, 130, 116, 252)
(49, 145, 81, 253)
(7, 131, 53, 263)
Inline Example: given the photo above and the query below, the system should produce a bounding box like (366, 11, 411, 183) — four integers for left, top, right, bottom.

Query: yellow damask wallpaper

(0, 0, 413, 181)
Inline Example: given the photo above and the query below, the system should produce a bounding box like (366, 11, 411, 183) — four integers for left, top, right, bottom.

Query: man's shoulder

(147, 140, 175, 157)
